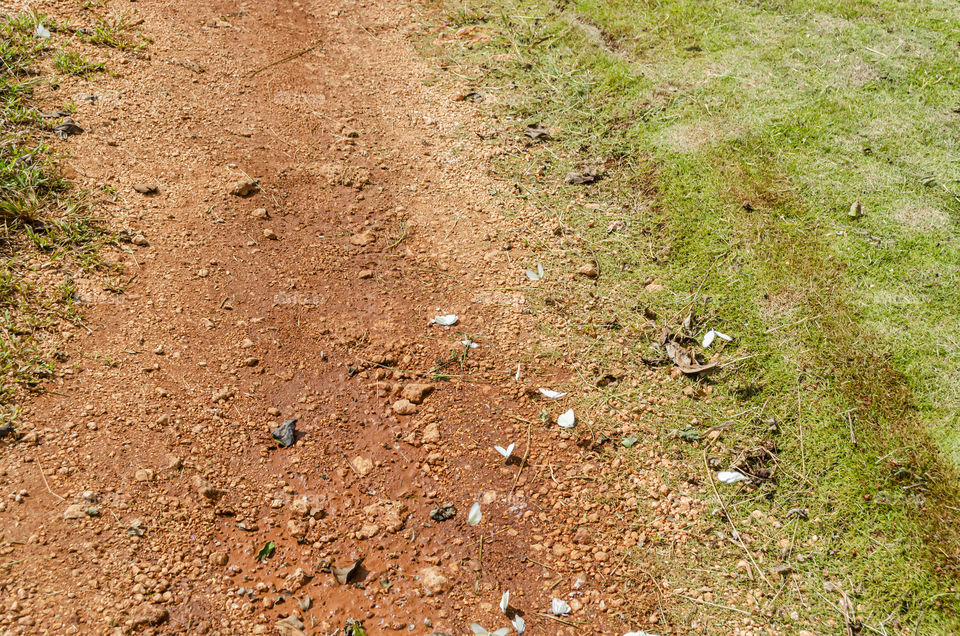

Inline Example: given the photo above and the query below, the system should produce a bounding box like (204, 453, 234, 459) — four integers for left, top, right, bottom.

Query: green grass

(0, 11, 116, 422)
(424, 0, 960, 631)
(79, 13, 146, 51)
(53, 50, 105, 77)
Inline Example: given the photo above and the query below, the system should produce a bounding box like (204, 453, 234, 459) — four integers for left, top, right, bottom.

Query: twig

(249, 40, 322, 77)
(702, 450, 772, 588)
(604, 549, 631, 583)
(525, 557, 560, 573)
(797, 383, 806, 474)
(348, 19, 388, 42)
(534, 613, 581, 628)
(387, 221, 408, 249)
(764, 313, 822, 334)
(474, 535, 484, 594)
(719, 353, 760, 368)
(464, 530, 499, 549)
(72, 318, 93, 335)
(510, 419, 533, 496)
(639, 567, 668, 627)
(677, 594, 752, 617)
(37, 460, 65, 501)
(338, 449, 362, 477)
(848, 411, 857, 446)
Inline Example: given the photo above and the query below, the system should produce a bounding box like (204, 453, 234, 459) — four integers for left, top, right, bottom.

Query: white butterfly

(557, 409, 575, 429)
(525, 263, 545, 281)
(461, 338, 479, 349)
(511, 615, 526, 633)
(702, 329, 732, 348)
(467, 502, 482, 526)
(539, 388, 567, 399)
(500, 590, 510, 613)
(551, 597, 571, 616)
(717, 470, 748, 484)
(432, 314, 458, 326)
(470, 624, 509, 636)
(35, 23, 51, 39)
(494, 443, 515, 460)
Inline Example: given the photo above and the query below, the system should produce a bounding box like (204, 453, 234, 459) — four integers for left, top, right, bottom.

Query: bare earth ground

(0, 0, 726, 634)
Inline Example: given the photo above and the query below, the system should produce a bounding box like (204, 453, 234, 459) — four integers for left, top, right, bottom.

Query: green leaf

(345, 619, 367, 636)
(678, 428, 701, 442)
(621, 437, 637, 448)
(255, 541, 275, 561)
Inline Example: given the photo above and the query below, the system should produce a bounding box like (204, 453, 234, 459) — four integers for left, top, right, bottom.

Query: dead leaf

(133, 183, 158, 195)
(663, 339, 718, 376)
(177, 59, 205, 74)
(53, 119, 83, 139)
(331, 558, 363, 585)
(523, 124, 551, 140)
(453, 91, 483, 102)
(576, 433, 610, 451)
(564, 168, 600, 185)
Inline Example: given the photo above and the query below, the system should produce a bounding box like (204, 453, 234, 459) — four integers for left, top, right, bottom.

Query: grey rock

(271, 418, 298, 447)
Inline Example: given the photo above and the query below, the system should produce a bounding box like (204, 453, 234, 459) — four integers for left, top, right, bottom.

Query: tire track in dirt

(0, 1, 699, 634)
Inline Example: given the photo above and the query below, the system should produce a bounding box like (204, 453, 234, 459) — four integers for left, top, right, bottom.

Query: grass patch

(0, 10, 117, 424)
(422, 0, 960, 631)
(79, 12, 146, 51)
(53, 50, 105, 77)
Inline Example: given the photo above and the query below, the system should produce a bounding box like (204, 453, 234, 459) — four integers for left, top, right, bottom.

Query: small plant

(53, 50, 104, 76)
(80, 13, 144, 51)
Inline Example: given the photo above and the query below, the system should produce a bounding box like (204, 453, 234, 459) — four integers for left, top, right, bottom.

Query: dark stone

(429, 503, 457, 522)
(271, 418, 298, 447)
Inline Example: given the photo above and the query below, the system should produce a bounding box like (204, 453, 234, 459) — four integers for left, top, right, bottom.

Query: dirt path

(0, 1, 704, 634)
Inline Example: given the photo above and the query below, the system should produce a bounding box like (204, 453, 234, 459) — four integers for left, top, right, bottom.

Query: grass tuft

(53, 50, 105, 77)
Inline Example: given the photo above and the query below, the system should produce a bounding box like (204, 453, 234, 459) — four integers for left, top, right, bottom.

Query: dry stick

(510, 419, 534, 496)
(535, 613, 581, 629)
(719, 353, 759, 368)
(764, 313, 822, 334)
(796, 383, 807, 474)
(677, 594, 752, 617)
(603, 550, 631, 583)
(338, 449, 362, 478)
(702, 450, 773, 588)
(473, 535, 484, 595)
(249, 40, 322, 77)
(37, 460, 64, 502)
(526, 557, 560, 573)
(638, 567, 668, 628)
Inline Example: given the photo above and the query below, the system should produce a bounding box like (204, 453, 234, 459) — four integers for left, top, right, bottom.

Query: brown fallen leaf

(523, 124, 551, 140)
(53, 118, 84, 139)
(564, 168, 601, 185)
(662, 337, 718, 376)
(331, 558, 363, 585)
(133, 183, 158, 195)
